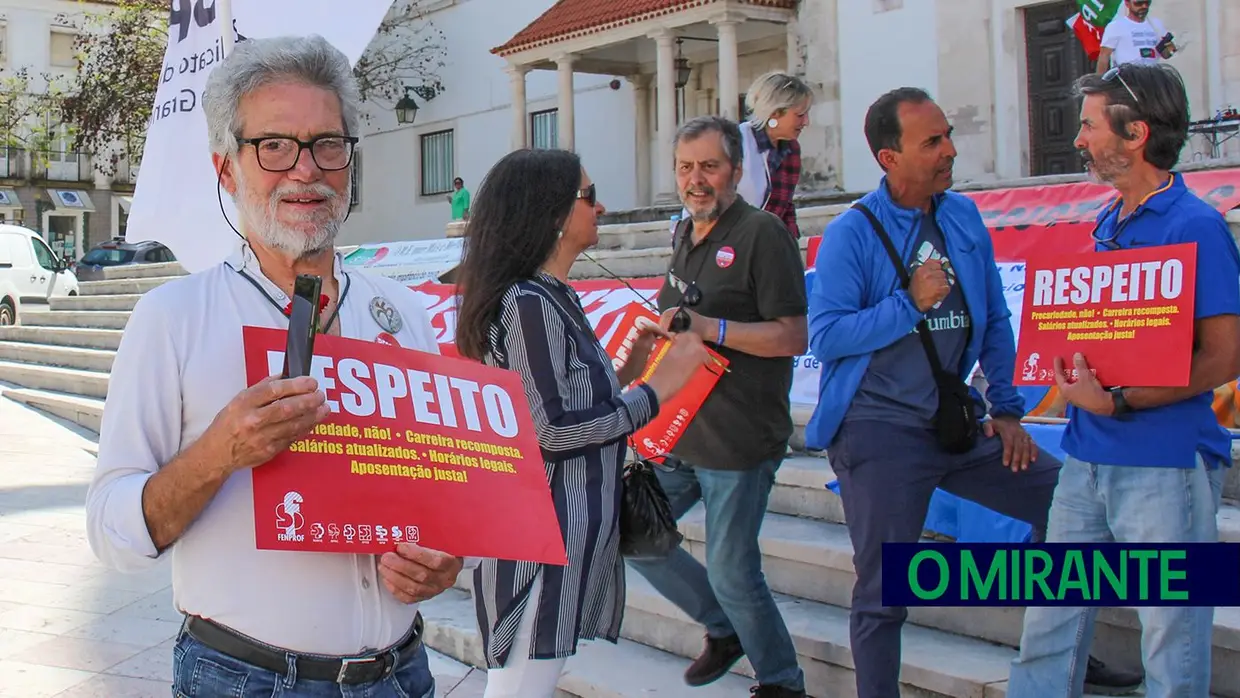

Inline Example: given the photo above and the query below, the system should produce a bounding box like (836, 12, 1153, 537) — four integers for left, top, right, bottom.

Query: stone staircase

(424, 455, 1240, 698)
(2, 209, 1240, 697)
(0, 260, 185, 433)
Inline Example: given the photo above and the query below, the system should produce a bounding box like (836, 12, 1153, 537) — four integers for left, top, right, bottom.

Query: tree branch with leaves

(0, 68, 73, 174)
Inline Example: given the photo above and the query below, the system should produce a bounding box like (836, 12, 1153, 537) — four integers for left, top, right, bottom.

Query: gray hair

(745, 71, 813, 128)
(674, 115, 743, 171)
(202, 35, 362, 156)
(1073, 63, 1190, 171)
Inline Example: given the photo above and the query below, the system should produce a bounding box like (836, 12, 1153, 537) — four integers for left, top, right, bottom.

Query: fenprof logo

(276, 492, 306, 542)
(1022, 352, 1041, 382)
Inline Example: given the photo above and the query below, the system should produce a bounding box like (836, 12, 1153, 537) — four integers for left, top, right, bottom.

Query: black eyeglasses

(237, 134, 359, 172)
(578, 183, 597, 207)
(1102, 66, 1140, 105)
(669, 282, 701, 333)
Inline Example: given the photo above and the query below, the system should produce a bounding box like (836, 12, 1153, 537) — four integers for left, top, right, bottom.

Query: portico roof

(492, 0, 797, 57)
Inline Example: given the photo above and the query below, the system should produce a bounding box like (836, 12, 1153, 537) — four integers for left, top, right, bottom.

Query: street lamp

(674, 38, 692, 89)
(395, 86, 419, 124)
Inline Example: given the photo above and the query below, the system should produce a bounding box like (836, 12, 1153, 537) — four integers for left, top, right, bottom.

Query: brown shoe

(684, 633, 745, 686)
(750, 685, 807, 697)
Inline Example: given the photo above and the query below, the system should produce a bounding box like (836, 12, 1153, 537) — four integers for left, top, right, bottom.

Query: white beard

(234, 168, 350, 258)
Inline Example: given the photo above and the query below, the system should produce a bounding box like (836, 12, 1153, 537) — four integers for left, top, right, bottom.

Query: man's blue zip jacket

(804, 177, 1025, 450)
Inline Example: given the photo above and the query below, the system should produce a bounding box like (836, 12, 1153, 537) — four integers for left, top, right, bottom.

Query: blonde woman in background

(736, 71, 813, 238)
(672, 73, 812, 241)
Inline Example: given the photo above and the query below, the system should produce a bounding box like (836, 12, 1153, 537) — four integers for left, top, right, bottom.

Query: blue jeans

(172, 622, 436, 698)
(1007, 455, 1226, 698)
(829, 420, 1062, 698)
(626, 456, 805, 691)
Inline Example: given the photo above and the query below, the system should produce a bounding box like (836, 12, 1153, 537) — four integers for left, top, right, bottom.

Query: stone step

(773, 453, 1240, 538)
(17, 309, 131, 330)
(671, 505, 1240, 696)
(621, 566, 1015, 698)
(590, 204, 848, 252)
(770, 454, 842, 523)
(621, 568, 1224, 698)
(789, 404, 817, 453)
(418, 587, 754, 697)
(0, 387, 104, 433)
(50, 293, 142, 312)
(0, 359, 109, 399)
(0, 341, 115, 373)
(788, 409, 1240, 502)
(570, 248, 671, 281)
(571, 228, 818, 281)
(78, 275, 182, 296)
(0, 325, 123, 350)
(96, 261, 187, 280)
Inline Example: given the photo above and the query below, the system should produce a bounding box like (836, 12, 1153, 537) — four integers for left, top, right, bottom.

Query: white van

(0, 224, 80, 326)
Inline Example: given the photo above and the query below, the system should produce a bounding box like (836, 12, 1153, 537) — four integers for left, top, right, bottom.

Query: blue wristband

(717, 318, 727, 346)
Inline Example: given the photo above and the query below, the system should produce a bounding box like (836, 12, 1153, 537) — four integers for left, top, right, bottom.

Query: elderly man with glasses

(85, 35, 461, 697)
(1007, 62, 1239, 698)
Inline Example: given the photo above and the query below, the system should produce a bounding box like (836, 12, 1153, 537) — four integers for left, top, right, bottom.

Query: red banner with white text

(972, 169, 1238, 420)
(972, 168, 1240, 262)
(597, 303, 728, 459)
(1013, 244, 1198, 386)
(242, 327, 568, 565)
(411, 279, 665, 354)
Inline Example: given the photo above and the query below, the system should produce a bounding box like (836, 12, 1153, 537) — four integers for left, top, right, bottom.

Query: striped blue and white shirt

(472, 272, 658, 667)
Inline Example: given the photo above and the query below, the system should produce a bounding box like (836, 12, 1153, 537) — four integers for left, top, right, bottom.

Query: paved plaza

(0, 393, 486, 697)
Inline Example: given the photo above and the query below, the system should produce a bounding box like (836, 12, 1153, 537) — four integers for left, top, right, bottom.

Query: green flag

(1076, 0, 1123, 27)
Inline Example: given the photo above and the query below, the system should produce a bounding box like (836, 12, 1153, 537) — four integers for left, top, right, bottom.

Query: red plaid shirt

(753, 127, 802, 239)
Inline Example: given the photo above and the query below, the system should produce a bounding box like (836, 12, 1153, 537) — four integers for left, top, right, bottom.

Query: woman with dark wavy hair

(454, 148, 709, 696)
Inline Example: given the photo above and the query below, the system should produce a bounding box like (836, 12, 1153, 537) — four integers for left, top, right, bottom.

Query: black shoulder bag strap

(851, 202, 978, 453)
(851, 202, 947, 373)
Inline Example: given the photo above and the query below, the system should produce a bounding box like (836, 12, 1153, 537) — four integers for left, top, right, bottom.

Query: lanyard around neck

(234, 266, 352, 335)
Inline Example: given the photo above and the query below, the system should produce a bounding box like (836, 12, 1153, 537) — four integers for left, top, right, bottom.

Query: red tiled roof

(492, 0, 798, 56)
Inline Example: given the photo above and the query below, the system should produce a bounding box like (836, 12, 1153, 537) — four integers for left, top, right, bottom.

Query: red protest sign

(1013, 243, 1197, 387)
(241, 326, 568, 566)
(599, 303, 728, 460)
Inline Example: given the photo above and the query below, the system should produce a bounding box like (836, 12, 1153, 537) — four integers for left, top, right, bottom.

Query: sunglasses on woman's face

(577, 183, 597, 207)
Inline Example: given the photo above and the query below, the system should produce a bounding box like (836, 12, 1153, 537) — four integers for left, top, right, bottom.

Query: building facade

(341, 0, 1240, 246)
(0, 0, 136, 264)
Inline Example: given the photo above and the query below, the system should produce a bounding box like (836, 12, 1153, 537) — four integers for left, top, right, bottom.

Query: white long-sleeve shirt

(85, 240, 441, 656)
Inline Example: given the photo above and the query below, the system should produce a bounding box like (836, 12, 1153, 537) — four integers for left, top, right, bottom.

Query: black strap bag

(852, 203, 979, 454)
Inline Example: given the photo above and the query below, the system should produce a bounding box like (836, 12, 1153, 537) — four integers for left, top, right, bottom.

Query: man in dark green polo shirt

(627, 115, 809, 698)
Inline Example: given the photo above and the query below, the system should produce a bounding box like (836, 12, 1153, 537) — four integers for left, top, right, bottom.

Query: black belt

(184, 613, 424, 685)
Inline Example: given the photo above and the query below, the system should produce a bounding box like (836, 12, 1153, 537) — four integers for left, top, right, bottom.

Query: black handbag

(852, 203, 979, 454)
(618, 459, 684, 558)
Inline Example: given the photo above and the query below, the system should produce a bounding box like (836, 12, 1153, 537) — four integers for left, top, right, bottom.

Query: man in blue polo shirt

(1007, 63, 1240, 698)
(805, 87, 1141, 698)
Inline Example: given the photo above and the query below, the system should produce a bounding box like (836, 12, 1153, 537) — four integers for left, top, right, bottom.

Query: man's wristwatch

(1108, 387, 1134, 417)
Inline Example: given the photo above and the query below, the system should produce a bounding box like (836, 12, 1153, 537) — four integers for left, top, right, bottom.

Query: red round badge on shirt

(375, 332, 401, 347)
(716, 246, 736, 268)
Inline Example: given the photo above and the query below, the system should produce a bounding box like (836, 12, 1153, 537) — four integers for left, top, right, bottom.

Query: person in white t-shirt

(85, 35, 462, 697)
(1098, 0, 1176, 73)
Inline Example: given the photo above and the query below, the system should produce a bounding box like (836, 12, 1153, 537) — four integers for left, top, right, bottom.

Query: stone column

(713, 17, 741, 121)
(631, 75, 653, 206)
(786, 17, 803, 75)
(651, 29, 678, 201)
(507, 65, 528, 151)
(556, 54, 576, 151)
